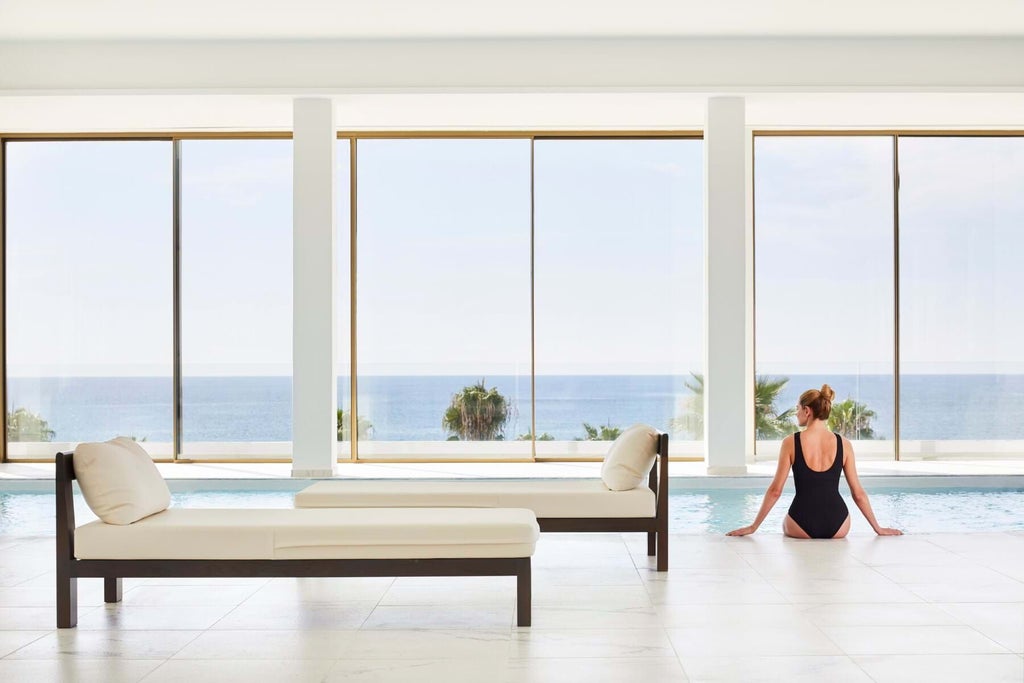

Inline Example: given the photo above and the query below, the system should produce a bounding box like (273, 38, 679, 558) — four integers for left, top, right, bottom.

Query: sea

(5, 374, 1024, 443)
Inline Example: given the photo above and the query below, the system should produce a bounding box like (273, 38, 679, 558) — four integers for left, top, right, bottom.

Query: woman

(727, 384, 902, 539)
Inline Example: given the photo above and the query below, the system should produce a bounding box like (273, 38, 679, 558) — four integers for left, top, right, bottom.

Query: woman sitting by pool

(727, 384, 902, 539)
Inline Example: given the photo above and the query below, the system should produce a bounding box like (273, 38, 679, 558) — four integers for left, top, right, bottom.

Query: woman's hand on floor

(726, 525, 756, 536)
(875, 527, 903, 536)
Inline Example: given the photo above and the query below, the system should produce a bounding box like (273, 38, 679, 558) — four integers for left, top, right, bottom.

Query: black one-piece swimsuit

(787, 432, 849, 539)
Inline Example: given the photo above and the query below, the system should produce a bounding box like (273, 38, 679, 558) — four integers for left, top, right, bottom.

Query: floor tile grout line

(0, 629, 52, 659)
(135, 656, 340, 683)
(799, 596, 864, 660)
(357, 576, 396, 633)
(10, 567, 52, 588)
(658, 606, 692, 681)
(204, 594, 259, 632)
(159, 623, 220, 663)
(930, 599, 1009, 634)
(817, 622, 1019, 657)
(130, 658, 167, 683)
(959, 624, 1020, 655)
(846, 653, 883, 683)
(728, 548, 795, 605)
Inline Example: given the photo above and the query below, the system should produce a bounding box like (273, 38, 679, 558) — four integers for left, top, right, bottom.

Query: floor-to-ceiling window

(4, 132, 704, 464)
(754, 135, 896, 459)
(10, 131, 1021, 464)
(353, 138, 533, 459)
(898, 136, 1024, 459)
(4, 140, 173, 459)
(533, 138, 704, 457)
(179, 139, 293, 459)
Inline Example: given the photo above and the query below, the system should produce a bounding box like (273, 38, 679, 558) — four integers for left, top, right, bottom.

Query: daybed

(295, 430, 670, 571)
(55, 447, 538, 628)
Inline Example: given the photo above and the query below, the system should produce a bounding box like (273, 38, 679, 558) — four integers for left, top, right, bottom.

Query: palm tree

(517, 431, 555, 441)
(337, 409, 373, 441)
(670, 373, 795, 440)
(828, 398, 877, 440)
(670, 373, 704, 439)
(578, 422, 622, 441)
(442, 380, 512, 441)
(755, 376, 795, 439)
(7, 407, 55, 442)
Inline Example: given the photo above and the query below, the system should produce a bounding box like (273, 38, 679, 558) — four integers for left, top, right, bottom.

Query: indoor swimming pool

(1, 486, 1021, 538)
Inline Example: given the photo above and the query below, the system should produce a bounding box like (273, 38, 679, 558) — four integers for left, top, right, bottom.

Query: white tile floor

(0, 531, 1022, 682)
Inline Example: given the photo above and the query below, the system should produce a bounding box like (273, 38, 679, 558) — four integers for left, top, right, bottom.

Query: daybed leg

(647, 531, 656, 556)
(657, 530, 668, 572)
(57, 574, 77, 628)
(516, 559, 531, 628)
(104, 577, 122, 603)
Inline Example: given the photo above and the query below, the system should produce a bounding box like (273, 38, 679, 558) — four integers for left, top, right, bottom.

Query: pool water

(669, 487, 1024, 535)
(0, 487, 1021, 538)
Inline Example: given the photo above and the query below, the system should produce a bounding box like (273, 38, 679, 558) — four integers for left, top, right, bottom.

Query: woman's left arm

(843, 437, 903, 536)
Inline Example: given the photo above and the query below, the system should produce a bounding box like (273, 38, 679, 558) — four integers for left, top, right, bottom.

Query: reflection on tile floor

(0, 531, 1022, 682)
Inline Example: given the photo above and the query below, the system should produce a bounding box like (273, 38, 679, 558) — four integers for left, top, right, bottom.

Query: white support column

(291, 98, 337, 477)
(704, 97, 751, 474)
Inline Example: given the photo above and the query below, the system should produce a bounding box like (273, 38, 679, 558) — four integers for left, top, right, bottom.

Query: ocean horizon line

(8, 373, 1024, 442)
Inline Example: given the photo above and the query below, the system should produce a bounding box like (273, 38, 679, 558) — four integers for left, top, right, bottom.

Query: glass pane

(5, 141, 173, 458)
(355, 139, 532, 459)
(336, 140, 353, 459)
(754, 136, 895, 458)
(533, 139, 704, 457)
(179, 140, 292, 459)
(898, 136, 1024, 459)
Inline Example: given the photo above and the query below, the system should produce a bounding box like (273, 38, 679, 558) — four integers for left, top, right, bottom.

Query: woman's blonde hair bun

(799, 384, 835, 420)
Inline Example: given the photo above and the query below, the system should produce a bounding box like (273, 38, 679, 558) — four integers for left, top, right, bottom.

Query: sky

(355, 138, 704, 376)
(5, 135, 1023, 378)
(755, 135, 1024, 375)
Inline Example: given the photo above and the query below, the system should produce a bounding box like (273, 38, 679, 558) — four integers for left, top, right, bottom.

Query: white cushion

(74, 507, 539, 560)
(76, 509, 273, 559)
(274, 507, 538, 559)
(600, 424, 660, 491)
(294, 479, 656, 518)
(73, 437, 171, 525)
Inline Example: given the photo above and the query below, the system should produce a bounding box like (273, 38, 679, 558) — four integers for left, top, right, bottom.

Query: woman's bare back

(797, 428, 843, 471)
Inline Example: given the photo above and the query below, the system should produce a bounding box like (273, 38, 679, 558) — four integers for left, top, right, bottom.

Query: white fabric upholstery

(73, 437, 171, 525)
(76, 509, 275, 559)
(74, 507, 539, 560)
(600, 424, 660, 491)
(294, 479, 656, 518)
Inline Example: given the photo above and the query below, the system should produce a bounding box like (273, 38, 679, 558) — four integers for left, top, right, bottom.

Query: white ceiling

(3, 2, 1023, 131)
(3, 0, 1024, 40)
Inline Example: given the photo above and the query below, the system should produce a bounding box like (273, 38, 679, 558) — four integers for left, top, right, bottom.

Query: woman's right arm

(843, 438, 902, 536)
(726, 436, 793, 536)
